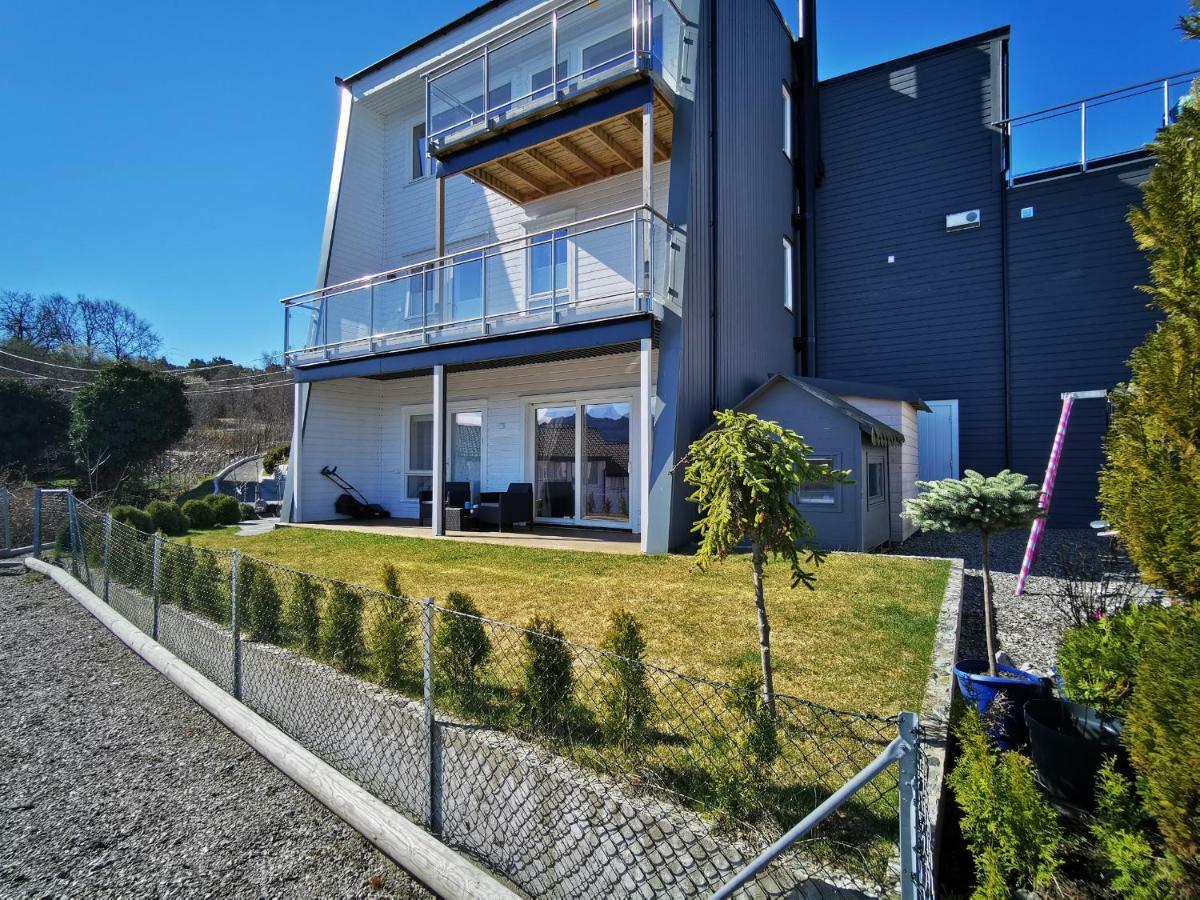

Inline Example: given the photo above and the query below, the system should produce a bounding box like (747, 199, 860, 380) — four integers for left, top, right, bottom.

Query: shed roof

(735, 374, 907, 446)
(790, 376, 930, 411)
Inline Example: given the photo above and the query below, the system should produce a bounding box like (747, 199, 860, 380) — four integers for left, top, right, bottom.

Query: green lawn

(186, 526, 949, 716)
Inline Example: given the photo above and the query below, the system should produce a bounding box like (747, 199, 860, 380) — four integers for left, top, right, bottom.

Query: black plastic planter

(1024, 698, 1125, 809)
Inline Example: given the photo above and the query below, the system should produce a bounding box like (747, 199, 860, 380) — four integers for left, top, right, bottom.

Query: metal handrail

(994, 67, 1200, 126)
(281, 204, 673, 306)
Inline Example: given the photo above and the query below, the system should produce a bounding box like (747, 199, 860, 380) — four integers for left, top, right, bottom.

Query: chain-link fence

(15, 486, 935, 899)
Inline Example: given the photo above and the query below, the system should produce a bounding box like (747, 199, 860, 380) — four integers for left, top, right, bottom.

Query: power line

(183, 378, 293, 396)
(0, 346, 286, 378)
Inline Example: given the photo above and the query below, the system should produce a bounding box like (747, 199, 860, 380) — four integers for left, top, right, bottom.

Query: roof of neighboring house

(790, 376, 931, 411)
(535, 418, 630, 473)
(735, 374, 907, 447)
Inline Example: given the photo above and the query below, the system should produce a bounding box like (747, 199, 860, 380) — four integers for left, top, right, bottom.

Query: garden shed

(734, 375, 927, 551)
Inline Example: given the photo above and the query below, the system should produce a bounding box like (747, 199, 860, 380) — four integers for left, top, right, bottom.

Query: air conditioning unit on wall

(946, 209, 981, 231)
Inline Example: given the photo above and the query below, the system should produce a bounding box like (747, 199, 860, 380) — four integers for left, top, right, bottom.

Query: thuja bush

(702, 665, 780, 822)
(189, 550, 227, 621)
(109, 524, 147, 587)
(1091, 759, 1175, 897)
(598, 608, 653, 752)
(1098, 82, 1200, 603)
(110, 505, 154, 534)
(322, 582, 366, 673)
(948, 708, 1062, 899)
(1057, 604, 1168, 717)
(290, 573, 323, 655)
(239, 557, 282, 643)
(519, 616, 575, 735)
(1125, 605, 1200, 884)
(205, 494, 242, 526)
(435, 591, 491, 705)
(145, 500, 189, 537)
(369, 566, 419, 691)
(181, 499, 215, 530)
(160, 541, 196, 611)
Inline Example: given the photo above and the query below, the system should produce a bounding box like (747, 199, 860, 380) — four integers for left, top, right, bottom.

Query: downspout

(798, 0, 820, 377)
(996, 37, 1014, 468)
(708, 0, 719, 412)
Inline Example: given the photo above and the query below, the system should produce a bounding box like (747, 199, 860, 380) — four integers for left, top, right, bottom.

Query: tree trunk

(752, 542, 777, 718)
(982, 532, 998, 677)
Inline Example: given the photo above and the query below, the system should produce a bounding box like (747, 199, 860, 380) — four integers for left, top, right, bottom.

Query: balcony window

(447, 250, 484, 324)
(529, 228, 569, 306)
(412, 123, 428, 180)
(531, 60, 569, 101)
(581, 29, 635, 80)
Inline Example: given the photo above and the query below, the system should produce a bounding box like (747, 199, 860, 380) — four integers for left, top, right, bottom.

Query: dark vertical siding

(1006, 160, 1156, 526)
(814, 36, 1009, 477)
(713, 0, 797, 407)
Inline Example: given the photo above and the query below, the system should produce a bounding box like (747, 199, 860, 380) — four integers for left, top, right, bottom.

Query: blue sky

(0, 1, 1195, 365)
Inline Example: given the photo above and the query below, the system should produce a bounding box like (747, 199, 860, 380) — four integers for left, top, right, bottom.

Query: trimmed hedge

(111, 505, 155, 534)
(205, 493, 242, 526)
(181, 498, 216, 530)
(145, 500, 189, 537)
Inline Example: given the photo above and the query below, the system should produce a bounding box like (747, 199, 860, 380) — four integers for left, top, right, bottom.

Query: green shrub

(702, 665, 781, 823)
(109, 524, 148, 587)
(435, 591, 491, 705)
(160, 540, 196, 610)
(1091, 759, 1175, 898)
(519, 616, 575, 734)
(1125, 605, 1200, 881)
(111, 505, 154, 534)
(599, 609, 653, 751)
(145, 500, 189, 537)
(948, 708, 1062, 899)
(181, 499, 216, 530)
(238, 502, 256, 520)
(382, 563, 403, 598)
(204, 493, 242, 526)
(262, 444, 290, 475)
(1058, 604, 1168, 716)
(370, 598, 419, 692)
(291, 573, 323, 655)
(189, 550, 227, 621)
(239, 557, 281, 643)
(322, 582, 365, 673)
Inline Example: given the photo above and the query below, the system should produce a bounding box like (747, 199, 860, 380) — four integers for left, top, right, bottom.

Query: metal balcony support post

(483, 45, 491, 126)
(641, 99, 654, 310)
(431, 176, 445, 343)
(283, 308, 290, 366)
(368, 284, 375, 352)
(551, 11, 559, 98)
(432, 364, 446, 537)
(639, 337, 652, 553)
(1080, 100, 1088, 171)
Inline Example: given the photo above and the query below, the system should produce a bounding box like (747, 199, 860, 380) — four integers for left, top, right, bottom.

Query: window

(582, 30, 634, 79)
(407, 413, 433, 498)
(451, 411, 483, 496)
(448, 250, 483, 322)
(529, 228, 569, 305)
(531, 61, 568, 100)
(782, 82, 793, 159)
(783, 237, 794, 312)
(411, 123, 428, 180)
(867, 459, 886, 503)
(797, 455, 836, 505)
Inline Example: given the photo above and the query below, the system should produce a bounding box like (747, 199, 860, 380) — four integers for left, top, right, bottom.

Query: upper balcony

(424, 0, 692, 167)
(283, 205, 683, 368)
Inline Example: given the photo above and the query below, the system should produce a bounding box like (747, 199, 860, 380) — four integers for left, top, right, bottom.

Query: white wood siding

(299, 352, 657, 528)
(840, 396, 921, 542)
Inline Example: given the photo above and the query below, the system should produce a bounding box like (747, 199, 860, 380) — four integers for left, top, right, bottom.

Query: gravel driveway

(0, 560, 431, 899)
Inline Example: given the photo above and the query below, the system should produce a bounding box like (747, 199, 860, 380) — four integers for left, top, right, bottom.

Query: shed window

(783, 237, 794, 312)
(797, 455, 836, 505)
(867, 459, 886, 502)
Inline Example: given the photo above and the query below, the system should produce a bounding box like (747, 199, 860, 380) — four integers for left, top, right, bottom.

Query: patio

(278, 518, 643, 555)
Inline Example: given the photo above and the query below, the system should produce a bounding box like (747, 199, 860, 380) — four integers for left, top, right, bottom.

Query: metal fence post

(1, 488, 10, 552)
(898, 711, 920, 900)
(66, 494, 79, 577)
(102, 513, 112, 604)
(231, 550, 243, 700)
(32, 489, 42, 559)
(151, 533, 162, 640)
(422, 597, 443, 835)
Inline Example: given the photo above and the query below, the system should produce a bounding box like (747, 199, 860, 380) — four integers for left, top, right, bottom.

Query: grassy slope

(186, 526, 949, 715)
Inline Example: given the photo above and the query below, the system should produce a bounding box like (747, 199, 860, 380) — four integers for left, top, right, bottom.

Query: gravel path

(0, 560, 431, 899)
(891, 527, 1121, 675)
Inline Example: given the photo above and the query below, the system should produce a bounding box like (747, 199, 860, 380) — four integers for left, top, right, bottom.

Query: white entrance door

(918, 399, 960, 482)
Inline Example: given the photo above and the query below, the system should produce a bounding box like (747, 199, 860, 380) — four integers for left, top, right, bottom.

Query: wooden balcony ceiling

(464, 93, 673, 203)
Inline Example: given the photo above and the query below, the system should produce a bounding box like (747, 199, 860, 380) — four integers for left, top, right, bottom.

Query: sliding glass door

(532, 399, 631, 526)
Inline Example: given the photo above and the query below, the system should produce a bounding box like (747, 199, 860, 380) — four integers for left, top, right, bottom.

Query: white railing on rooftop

(424, 0, 691, 152)
(998, 69, 1200, 181)
(283, 206, 683, 367)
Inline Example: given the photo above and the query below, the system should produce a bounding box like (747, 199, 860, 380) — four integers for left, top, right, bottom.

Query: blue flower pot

(953, 659, 1049, 748)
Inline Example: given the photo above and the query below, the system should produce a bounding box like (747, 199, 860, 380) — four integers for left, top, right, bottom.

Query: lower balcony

(283, 206, 682, 367)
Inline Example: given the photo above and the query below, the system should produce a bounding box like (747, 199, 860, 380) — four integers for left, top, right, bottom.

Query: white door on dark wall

(918, 399, 960, 482)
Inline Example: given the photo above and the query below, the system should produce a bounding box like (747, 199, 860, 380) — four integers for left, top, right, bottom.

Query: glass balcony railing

(425, 0, 691, 153)
(283, 206, 684, 366)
